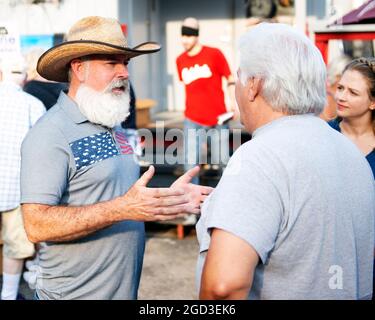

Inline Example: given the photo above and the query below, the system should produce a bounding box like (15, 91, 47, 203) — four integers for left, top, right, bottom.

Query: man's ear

(70, 59, 86, 83)
(247, 77, 262, 102)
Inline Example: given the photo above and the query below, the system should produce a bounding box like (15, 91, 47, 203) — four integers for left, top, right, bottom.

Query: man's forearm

(228, 85, 236, 111)
(22, 166, 209, 244)
(226, 75, 237, 112)
(227, 85, 240, 120)
(22, 198, 123, 243)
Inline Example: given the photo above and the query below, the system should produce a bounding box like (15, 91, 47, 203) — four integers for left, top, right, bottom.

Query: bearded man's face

(74, 54, 131, 128)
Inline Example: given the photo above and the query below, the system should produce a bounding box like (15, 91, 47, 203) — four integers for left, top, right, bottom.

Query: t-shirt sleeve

(176, 57, 183, 82)
(214, 49, 232, 79)
(198, 145, 284, 264)
(21, 123, 71, 205)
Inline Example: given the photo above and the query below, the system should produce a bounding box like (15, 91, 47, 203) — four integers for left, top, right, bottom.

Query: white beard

(75, 80, 130, 128)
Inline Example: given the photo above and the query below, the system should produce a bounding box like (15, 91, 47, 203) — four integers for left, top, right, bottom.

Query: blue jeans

(184, 119, 229, 184)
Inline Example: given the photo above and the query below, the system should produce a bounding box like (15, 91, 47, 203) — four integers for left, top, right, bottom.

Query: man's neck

(254, 96, 288, 131)
(187, 43, 203, 57)
(68, 79, 80, 101)
(246, 97, 287, 134)
(68, 89, 77, 101)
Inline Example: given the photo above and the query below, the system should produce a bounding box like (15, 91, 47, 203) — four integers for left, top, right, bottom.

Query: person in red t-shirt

(176, 17, 237, 198)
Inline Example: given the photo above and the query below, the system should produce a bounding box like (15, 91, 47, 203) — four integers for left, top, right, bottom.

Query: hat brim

(37, 40, 161, 83)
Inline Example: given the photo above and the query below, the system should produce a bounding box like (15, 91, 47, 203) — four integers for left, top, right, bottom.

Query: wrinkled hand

(171, 166, 214, 214)
(118, 166, 200, 222)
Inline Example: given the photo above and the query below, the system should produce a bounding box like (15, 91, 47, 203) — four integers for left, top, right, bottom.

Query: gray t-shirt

(21, 92, 144, 300)
(196, 114, 375, 300)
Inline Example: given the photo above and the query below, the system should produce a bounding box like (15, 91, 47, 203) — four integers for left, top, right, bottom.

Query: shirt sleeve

(176, 56, 183, 82)
(29, 97, 46, 127)
(21, 122, 71, 206)
(199, 145, 284, 264)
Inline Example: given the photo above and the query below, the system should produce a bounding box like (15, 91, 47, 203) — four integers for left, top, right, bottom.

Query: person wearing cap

(0, 55, 45, 300)
(197, 23, 374, 300)
(20, 16, 212, 300)
(176, 17, 237, 187)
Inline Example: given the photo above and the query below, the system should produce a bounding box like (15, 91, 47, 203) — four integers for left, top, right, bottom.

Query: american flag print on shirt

(70, 132, 119, 170)
(113, 129, 134, 155)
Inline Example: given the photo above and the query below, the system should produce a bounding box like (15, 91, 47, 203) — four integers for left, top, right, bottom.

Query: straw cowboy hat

(37, 16, 161, 82)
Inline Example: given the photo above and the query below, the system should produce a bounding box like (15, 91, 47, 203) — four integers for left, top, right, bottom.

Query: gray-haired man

(197, 23, 374, 300)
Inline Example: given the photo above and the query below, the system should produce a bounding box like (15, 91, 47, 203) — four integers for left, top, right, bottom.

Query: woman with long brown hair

(329, 57, 375, 299)
(329, 57, 375, 176)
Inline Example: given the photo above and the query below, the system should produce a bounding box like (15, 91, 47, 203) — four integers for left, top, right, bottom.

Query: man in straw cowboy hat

(19, 16, 212, 300)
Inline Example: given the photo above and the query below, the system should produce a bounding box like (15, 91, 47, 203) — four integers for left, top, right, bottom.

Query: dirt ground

(139, 224, 200, 300)
(2, 223, 200, 300)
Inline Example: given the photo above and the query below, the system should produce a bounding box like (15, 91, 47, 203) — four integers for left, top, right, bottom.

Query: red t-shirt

(176, 46, 231, 126)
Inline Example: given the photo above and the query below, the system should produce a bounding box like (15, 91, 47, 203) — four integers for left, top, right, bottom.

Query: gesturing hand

(171, 166, 214, 212)
(117, 166, 200, 222)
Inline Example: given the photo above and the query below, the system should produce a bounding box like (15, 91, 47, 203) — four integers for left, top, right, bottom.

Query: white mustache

(105, 79, 129, 94)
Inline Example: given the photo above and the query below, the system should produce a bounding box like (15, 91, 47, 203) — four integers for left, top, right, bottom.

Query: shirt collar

(58, 91, 88, 124)
(252, 114, 316, 138)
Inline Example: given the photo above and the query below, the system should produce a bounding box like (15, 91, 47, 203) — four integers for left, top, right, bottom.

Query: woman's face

(334, 69, 375, 119)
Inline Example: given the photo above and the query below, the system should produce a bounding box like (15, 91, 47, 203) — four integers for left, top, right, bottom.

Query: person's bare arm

(22, 166, 211, 243)
(199, 228, 259, 300)
(226, 75, 239, 120)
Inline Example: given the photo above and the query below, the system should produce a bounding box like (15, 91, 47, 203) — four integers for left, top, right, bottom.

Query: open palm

(171, 166, 214, 212)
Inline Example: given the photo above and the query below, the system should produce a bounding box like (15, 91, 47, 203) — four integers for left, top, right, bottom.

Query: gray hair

(67, 55, 91, 83)
(238, 23, 327, 115)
